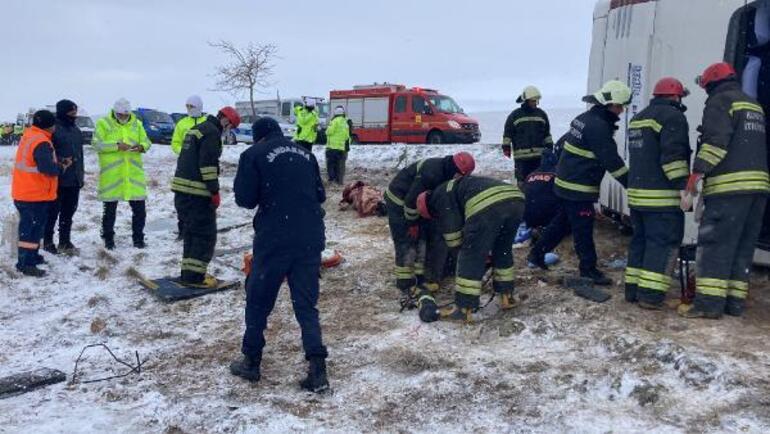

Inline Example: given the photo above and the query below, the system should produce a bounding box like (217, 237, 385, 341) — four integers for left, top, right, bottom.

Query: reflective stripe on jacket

(11, 126, 58, 202)
(92, 111, 151, 201)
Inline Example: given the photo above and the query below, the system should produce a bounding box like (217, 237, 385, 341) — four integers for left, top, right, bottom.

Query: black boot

(133, 238, 146, 249)
(725, 296, 746, 317)
(43, 240, 58, 255)
(581, 268, 613, 286)
(527, 250, 548, 270)
(59, 240, 78, 254)
(229, 356, 261, 382)
(299, 357, 329, 393)
(104, 237, 115, 250)
(16, 265, 46, 277)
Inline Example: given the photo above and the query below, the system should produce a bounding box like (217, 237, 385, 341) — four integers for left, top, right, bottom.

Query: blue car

(133, 108, 175, 144)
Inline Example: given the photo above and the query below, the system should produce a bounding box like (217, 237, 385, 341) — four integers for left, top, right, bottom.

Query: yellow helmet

(584, 80, 632, 106)
(516, 85, 542, 103)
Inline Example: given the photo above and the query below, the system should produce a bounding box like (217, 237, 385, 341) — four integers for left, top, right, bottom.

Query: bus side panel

(597, 2, 658, 216)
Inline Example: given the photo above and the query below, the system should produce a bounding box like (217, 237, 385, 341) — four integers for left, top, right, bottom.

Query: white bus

(589, 0, 770, 262)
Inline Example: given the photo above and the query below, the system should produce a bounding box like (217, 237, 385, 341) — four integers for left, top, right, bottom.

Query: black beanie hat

(251, 117, 281, 143)
(32, 110, 56, 129)
(56, 99, 77, 117)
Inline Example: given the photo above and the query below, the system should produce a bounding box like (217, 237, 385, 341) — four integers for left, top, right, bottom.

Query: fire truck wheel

(427, 131, 444, 144)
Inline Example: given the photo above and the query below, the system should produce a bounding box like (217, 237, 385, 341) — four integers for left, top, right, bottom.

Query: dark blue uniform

(234, 121, 328, 364)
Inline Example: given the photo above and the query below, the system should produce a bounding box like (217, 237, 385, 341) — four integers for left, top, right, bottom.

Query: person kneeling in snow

(230, 117, 330, 393)
(416, 176, 525, 323)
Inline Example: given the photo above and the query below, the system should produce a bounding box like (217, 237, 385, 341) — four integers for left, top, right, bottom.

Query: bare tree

(208, 40, 278, 117)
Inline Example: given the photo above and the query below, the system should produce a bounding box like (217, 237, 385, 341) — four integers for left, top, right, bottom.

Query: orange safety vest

(11, 126, 58, 202)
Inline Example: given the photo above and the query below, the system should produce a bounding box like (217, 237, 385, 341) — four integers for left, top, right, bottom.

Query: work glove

(407, 224, 419, 240)
(685, 173, 703, 194)
(211, 192, 221, 209)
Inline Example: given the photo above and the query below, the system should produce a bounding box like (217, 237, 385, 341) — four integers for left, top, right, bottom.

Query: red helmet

(417, 191, 432, 219)
(653, 77, 689, 97)
(697, 62, 736, 89)
(453, 152, 475, 176)
(219, 106, 241, 129)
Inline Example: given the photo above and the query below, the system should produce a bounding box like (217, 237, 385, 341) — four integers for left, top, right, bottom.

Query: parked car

(133, 108, 175, 144)
(74, 115, 95, 144)
(170, 113, 187, 124)
(229, 113, 297, 144)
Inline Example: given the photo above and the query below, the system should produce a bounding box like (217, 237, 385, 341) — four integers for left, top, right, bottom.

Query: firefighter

(385, 153, 476, 307)
(11, 110, 71, 277)
(92, 98, 151, 250)
(624, 78, 691, 309)
(529, 81, 631, 284)
(680, 62, 769, 319)
(293, 99, 319, 152)
(523, 146, 561, 232)
(230, 117, 329, 393)
(503, 86, 554, 185)
(170, 95, 208, 239)
(171, 95, 207, 155)
(171, 106, 240, 287)
(325, 106, 350, 185)
(43, 99, 85, 254)
(416, 176, 524, 323)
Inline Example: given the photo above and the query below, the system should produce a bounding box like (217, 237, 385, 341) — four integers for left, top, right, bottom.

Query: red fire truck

(329, 83, 481, 144)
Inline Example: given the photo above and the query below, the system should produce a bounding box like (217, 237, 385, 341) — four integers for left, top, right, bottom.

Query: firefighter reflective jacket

(693, 80, 769, 196)
(554, 105, 628, 201)
(429, 176, 524, 248)
(293, 106, 319, 144)
(11, 126, 59, 202)
(502, 104, 553, 160)
(92, 111, 151, 202)
(171, 115, 223, 197)
(627, 98, 691, 210)
(171, 115, 208, 155)
(325, 114, 350, 151)
(386, 156, 459, 221)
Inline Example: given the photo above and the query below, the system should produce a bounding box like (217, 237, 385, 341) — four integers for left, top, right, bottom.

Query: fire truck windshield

(428, 95, 462, 114)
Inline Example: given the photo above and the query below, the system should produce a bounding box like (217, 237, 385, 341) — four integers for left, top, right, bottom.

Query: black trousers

(531, 199, 597, 274)
(385, 196, 426, 291)
(295, 140, 314, 153)
(325, 149, 347, 185)
(514, 158, 541, 184)
(102, 200, 146, 243)
(44, 185, 80, 245)
(175, 194, 217, 283)
(241, 248, 327, 362)
(15, 201, 49, 269)
(694, 194, 767, 315)
(625, 210, 684, 305)
(455, 200, 523, 309)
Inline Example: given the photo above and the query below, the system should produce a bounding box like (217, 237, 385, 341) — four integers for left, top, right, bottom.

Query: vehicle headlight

(448, 120, 462, 129)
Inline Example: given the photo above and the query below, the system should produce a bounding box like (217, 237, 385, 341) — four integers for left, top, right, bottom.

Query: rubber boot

(677, 302, 722, 319)
(133, 237, 146, 249)
(59, 241, 78, 255)
(625, 283, 638, 303)
(399, 287, 418, 311)
(299, 357, 329, 393)
(500, 291, 519, 310)
(229, 356, 261, 382)
(104, 236, 115, 250)
(16, 265, 46, 277)
(188, 274, 218, 289)
(43, 240, 58, 255)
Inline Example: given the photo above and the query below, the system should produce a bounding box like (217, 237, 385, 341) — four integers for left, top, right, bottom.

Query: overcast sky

(1, 0, 597, 120)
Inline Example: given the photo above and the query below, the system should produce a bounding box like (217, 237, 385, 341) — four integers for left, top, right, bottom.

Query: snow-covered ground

(2, 111, 770, 433)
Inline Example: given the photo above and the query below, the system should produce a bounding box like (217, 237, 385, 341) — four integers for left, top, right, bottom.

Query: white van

(589, 0, 770, 262)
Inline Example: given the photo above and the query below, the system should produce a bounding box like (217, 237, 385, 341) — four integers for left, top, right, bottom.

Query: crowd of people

(7, 60, 767, 392)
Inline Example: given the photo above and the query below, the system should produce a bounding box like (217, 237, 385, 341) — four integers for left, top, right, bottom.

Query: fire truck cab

(330, 83, 481, 144)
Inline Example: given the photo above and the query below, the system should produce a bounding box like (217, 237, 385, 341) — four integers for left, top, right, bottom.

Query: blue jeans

(15, 201, 50, 268)
(241, 248, 328, 361)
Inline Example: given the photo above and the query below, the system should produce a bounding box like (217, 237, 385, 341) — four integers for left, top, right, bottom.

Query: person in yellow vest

(92, 98, 151, 250)
(11, 110, 72, 277)
(324, 106, 350, 185)
(170, 95, 207, 239)
(293, 99, 319, 152)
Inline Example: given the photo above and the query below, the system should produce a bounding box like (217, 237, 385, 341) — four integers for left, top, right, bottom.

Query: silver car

(230, 114, 297, 144)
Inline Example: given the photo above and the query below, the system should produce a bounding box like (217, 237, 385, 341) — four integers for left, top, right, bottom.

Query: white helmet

(516, 85, 542, 103)
(334, 106, 345, 115)
(584, 80, 632, 106)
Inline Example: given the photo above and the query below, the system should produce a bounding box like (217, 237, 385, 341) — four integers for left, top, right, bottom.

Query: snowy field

(1, 109, 770, 433)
